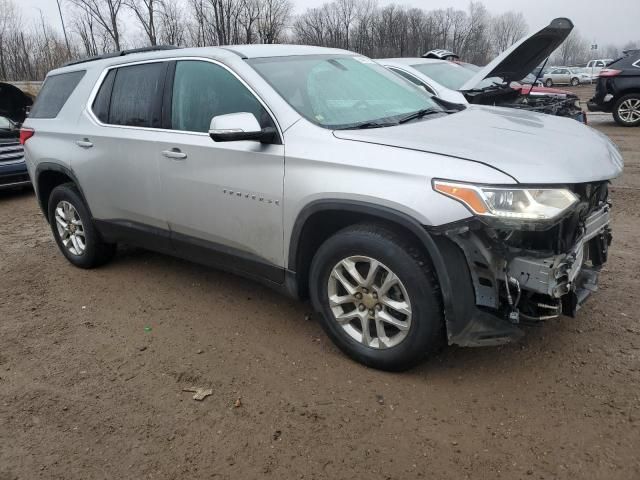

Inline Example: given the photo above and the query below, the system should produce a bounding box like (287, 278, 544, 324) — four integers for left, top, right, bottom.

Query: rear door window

(29, 70, 86, 119)
(107, 62, 166, 128)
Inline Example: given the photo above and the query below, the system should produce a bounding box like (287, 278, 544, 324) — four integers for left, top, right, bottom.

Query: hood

(0, 82, 34, 124)
(332, 106, 623, 184)
(460, 18, 574, 91)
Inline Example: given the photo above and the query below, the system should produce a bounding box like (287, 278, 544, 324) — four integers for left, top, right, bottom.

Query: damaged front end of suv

(463, 85, 585, 123)
(430, 180, 612, 346)
(459, 17, 585, 123)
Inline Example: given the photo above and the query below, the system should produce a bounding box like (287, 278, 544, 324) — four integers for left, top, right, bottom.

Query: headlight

(433, 180, 578, 221)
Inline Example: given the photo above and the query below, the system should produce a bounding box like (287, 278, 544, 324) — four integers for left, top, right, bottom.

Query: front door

(157, 59, 285, 281)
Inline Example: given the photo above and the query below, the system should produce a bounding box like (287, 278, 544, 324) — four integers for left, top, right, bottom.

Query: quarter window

(107, 62, 165, 128)
(29, 70, 86, 119)
(170, 60, 272, 133)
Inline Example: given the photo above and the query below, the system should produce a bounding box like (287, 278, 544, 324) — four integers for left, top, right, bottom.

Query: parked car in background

(377, 58, 469, 103)
(379, 18, 585, 122)
(22, 44, 622, 370)
(0, 115, 29, 190)
(588, 50, 640, 126)
(542, 67, 590, 86)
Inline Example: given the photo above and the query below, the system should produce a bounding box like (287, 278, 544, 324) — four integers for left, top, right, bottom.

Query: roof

(49, 44, 356, 77)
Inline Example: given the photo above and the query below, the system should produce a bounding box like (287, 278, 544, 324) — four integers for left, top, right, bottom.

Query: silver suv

(22, 45, 623, 371)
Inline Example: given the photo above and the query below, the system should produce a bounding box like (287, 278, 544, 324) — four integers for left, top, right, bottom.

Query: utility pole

(56, 0, 72, 57)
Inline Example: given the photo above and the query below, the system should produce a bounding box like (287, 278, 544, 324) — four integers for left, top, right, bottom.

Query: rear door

(157, 59, 285, 280)
(76, 61, 169, 234)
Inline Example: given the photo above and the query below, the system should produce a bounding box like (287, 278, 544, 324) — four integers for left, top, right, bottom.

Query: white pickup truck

(586, 59, 614, 78)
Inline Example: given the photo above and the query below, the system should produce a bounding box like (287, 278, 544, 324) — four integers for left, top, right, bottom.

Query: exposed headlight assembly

(433, 180, 578, 221)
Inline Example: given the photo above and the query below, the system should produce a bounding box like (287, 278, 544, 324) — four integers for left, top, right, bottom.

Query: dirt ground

(1, 97, 639, 479)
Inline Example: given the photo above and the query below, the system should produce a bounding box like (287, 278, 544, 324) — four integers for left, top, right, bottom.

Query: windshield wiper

(339, 121, 398, 130)
(397, 108, 442, 124)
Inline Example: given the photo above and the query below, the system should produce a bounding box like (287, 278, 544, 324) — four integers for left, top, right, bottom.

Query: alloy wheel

(54, 200, 86, 256)
(327, 256, 412, 349)
(618, 98, 640, 124)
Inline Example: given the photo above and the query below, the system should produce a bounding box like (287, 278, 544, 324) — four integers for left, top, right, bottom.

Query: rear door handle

(162, 148, 187, 160)
(75, 139, 93, 148)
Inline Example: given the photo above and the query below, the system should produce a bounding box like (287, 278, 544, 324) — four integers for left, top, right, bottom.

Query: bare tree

(554, 30, 590, 66)
(73, 8, 101, 56)
(158, 0, 186, 46)
(69, 0, 124, 51)
(125, 0, 159, 46)
(257, 0, 292, 44)
(491, 11, 527, 53)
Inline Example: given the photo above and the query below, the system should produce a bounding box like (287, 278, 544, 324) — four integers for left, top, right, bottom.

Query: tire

(612, 94, 640, 127)
(48, 183, 116, 268)
(309, 223, 444, 371)
(545, 79, 553, 87)
(570, 77, 579, 87)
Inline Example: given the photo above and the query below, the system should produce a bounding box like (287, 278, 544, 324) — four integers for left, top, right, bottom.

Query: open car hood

(0, 82, 33, 124)
(460, 18, 574, 91)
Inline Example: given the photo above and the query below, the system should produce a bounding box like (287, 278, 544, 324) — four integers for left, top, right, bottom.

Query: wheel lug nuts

(368, 309, 375, 316)
(358, 304, 365, 312)
(376, 304, 382, 311)
(355, 293, 362, 300)
(372, 292, 378, 299)
(362, 288, 368, 294)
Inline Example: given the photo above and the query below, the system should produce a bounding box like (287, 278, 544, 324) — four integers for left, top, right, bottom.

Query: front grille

(0, 140, 24, 163)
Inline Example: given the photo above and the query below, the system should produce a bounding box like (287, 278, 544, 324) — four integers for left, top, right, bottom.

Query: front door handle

(162, 148, 187, 160)
(76, 139, 93, 148)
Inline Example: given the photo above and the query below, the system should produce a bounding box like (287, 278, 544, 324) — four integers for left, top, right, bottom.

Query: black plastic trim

(64, 46, 181, 67)
(94, 219, 285, 286)
(34, 162, 92, 221)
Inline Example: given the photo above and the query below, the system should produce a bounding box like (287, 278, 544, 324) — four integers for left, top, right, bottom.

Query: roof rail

(63, 45, 181, 67)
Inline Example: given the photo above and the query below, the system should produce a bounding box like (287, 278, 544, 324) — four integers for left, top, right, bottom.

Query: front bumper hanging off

(432, 204, 612, 347)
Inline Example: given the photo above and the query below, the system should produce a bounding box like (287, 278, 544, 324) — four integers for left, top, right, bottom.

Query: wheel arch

(287, 199, 457, 324)
(35, 163, 91, 222)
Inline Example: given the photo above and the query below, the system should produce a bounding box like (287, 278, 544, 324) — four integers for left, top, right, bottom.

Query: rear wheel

(48, 183, 116, 268)
(545, 78, 553, 87)
(612, 94, 640, 127)
(570, 77, 580, 86)
(309, 224, 444, 371)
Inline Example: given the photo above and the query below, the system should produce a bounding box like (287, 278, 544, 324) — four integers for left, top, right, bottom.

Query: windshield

(248, 55, 442, 129)
(411, 62, 499, 90)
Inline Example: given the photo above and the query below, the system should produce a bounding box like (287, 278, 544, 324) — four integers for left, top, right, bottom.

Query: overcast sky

(22, 0, 640, 47)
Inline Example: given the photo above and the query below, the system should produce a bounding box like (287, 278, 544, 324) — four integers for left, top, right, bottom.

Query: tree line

(0, 0, 637, 81)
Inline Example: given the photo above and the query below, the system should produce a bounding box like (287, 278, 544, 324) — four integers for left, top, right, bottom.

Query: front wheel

(48, 183, 116, 268)
(612, 94, 640, 127)
(309, 224, 444, 371)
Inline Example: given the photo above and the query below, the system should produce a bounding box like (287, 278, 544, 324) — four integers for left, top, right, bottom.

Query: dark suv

(0, 82, 31, 190)
(588, 50, 640, 127)
(0, 115, 28, 190)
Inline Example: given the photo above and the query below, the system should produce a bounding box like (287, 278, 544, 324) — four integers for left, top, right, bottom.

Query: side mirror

(209, 112, 276, 144)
